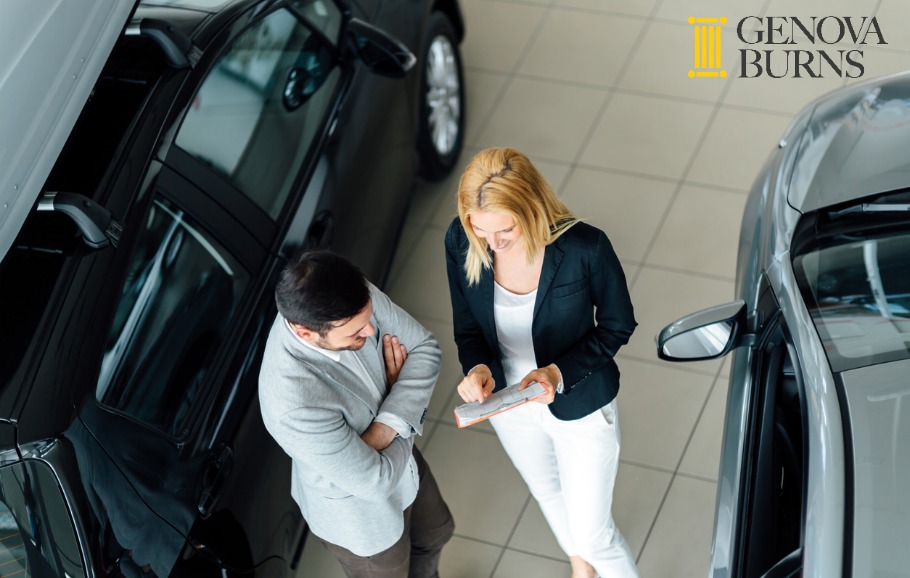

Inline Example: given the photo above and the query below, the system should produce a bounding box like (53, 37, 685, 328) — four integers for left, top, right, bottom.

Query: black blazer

(445, 218, 637, 420)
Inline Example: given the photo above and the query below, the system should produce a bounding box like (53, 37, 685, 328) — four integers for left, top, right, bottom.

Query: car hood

(787, 71, 910, 214)
(0, 0, 137, 260)
(840, 358, 910, 575)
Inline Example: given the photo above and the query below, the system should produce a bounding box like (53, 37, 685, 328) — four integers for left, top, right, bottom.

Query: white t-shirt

(493, 281, 538, 386)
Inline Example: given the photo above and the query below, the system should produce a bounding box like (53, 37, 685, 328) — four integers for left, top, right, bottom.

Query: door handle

(197, 443, 233, 519)
(305, 210, 334, 250)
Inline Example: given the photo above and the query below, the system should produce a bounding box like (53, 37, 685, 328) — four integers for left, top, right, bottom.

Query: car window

(794, 231, 910, 372)
(175, 2, 342, 219)
(0, 460, 86, 578)
(96, 196, 250, 437)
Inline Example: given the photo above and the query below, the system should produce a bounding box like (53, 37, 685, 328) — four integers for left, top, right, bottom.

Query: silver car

(657, 72, 910, 578)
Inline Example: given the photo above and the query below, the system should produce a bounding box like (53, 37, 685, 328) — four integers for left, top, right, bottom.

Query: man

(259, 250, 453, 578)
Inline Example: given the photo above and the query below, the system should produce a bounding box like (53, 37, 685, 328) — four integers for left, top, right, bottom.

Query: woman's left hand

(519, 364, 561, 405)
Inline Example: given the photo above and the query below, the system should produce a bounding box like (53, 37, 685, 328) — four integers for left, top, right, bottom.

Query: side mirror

(345, 18, 416, 78)
(656, 301, 747, 361)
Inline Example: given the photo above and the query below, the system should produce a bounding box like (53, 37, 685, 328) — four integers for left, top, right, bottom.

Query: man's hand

(519, 364, 560, 405)
(360, 422, 397, 452)
(456, 364, 495, 403)
(383, 334, 408, 387)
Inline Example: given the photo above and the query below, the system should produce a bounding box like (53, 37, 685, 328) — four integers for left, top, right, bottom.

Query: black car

(0, 0, 464, 576)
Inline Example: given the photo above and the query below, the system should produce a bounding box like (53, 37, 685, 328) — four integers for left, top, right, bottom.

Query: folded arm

(276, 404, 412, 501)
(368, 284, 441, 436)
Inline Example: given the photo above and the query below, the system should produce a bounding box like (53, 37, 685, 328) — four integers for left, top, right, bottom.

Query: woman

(445, 147, 639, 578)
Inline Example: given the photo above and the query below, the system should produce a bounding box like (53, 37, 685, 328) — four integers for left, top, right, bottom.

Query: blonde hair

(457, 147, 578, 285)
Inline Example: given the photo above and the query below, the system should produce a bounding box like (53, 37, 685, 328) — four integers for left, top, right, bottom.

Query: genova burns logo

(689, 16, 886, 79)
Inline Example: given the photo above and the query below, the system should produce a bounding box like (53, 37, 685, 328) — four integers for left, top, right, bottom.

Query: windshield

(794, 230, 910, 372)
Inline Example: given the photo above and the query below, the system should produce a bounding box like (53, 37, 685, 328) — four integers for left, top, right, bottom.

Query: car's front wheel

(417, 12, 465, 180)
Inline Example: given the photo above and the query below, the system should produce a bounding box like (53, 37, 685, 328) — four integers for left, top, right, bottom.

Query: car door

(152, 7, 353, 568)
(657, 278, 809, 578)
(313, 8, 420, 285)
(166, 0, 347, 256)
(78, 164, 282, 576)
(164, 0, 415, 286)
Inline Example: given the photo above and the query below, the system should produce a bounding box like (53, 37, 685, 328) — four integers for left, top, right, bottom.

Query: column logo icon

(689, 17, 727, 78)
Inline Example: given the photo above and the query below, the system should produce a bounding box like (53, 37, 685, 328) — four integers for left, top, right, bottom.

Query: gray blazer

(259, 284, 441, 556)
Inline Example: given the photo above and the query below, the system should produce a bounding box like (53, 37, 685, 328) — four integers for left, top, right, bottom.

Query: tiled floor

(299, 1, 910, 576)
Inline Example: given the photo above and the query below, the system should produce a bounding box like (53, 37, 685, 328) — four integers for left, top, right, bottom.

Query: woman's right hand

(456, 364, 495, 403)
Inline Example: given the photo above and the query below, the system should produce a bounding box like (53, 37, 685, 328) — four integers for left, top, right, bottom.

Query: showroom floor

(299, 0, 909, 576)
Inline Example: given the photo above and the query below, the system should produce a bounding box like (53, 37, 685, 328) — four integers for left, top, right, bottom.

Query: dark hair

(275, 250, 370, 334)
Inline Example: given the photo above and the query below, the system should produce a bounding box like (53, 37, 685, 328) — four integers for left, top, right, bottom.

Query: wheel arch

(429, 0, 465, 42)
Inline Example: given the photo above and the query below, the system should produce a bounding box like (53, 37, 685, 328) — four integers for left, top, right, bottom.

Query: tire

(417, 12, 465, 181)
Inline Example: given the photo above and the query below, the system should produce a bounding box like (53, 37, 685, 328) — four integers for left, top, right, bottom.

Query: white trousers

(489, 400, 639, 577)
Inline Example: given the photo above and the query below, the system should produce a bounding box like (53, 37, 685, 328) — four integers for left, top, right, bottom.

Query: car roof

(0, 0, 139, 261)
(787, 71, 910, 214)
(136, 0, 262, 47)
